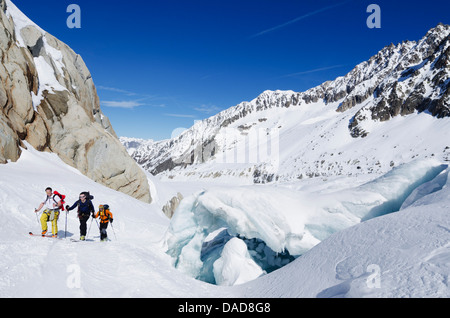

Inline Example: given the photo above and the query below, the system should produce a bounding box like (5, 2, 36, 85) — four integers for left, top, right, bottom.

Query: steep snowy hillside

(0, 143, 230, 297)
(123, 24, 450, 184)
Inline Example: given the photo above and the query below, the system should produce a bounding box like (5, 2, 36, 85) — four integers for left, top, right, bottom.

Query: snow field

(0, 143, 229, 298)
(1, 143, 449, 298)
(238, 201, 450, 298)
(164, 158, 448, 287)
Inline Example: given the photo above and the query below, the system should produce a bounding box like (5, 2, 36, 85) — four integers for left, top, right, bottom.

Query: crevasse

(164, 159, 448, 286)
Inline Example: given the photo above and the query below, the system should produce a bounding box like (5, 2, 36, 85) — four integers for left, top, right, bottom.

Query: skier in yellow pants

(40, 210, 60, 237)
(35, 187, 63, 238)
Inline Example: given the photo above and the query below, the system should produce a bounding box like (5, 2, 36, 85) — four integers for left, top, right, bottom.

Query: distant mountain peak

(123, 24, 450, 183)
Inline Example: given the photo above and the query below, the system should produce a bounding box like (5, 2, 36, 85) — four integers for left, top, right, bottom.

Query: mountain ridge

(123, 23, 450, 184)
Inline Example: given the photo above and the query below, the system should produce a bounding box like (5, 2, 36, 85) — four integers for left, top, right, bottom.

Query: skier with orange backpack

(95, 205, 114, 242)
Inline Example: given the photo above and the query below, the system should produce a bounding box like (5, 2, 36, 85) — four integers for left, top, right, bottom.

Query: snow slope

(251, 166, 450, 298)
(237, 191, 450, 298)
(1, 143, 449, 298)
(0, 143, 230, 298)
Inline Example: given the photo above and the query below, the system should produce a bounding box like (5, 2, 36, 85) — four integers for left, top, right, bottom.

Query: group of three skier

(34, 187, 114, 241)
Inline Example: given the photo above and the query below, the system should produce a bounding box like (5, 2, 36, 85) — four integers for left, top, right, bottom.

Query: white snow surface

(32, 53, 67, 110)
(164, 159, 448, 286)
(238, 196, 450, 298)
(1, 143, 448, 297)
(213, 238, 265, 287)
(0, 143, 230, 298)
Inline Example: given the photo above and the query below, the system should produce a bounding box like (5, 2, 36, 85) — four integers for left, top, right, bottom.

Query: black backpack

(77, 192, 95, 216)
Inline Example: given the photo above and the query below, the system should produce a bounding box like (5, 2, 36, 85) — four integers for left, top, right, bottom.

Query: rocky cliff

(0, 0, 151, 203)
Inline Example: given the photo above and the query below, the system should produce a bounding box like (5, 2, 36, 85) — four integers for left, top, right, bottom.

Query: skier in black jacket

(66, 192, 95, 241)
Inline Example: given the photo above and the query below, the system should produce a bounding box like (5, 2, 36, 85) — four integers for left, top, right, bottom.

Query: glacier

(1, 141, 448, 297)
(164, 159, 448, 286)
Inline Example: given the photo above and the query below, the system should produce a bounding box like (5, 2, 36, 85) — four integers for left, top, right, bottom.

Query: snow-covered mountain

(123, 23, 450, 184)
(1, 0, 449, 299)
(116, 24, 450, 293)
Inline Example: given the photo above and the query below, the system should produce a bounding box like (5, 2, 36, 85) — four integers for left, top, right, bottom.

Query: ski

(29, 232, 60, 239)
(70, 238, 96, 243)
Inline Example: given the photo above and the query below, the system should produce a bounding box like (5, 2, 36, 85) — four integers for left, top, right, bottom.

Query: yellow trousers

(41, 209, 60, 235)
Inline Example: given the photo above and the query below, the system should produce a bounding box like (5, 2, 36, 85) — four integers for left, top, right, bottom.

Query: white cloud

(164, 113, 196, 118)
(101, 100, 145, 109)
(194, 105, 222, 114)
(278, 65, 346, 78)
(97, 86, 138, 96)
(250, 1, 351, 38)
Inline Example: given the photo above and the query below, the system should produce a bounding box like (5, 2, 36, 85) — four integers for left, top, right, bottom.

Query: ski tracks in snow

(0, 237, 70, 297)
(0, 234, 224, 298)
(420, 242, 450, 295)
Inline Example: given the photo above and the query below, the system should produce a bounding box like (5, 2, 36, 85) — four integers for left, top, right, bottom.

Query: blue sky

(12, 0, 450, 140)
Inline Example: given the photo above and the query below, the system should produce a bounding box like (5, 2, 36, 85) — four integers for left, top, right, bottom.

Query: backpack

(53, 191, 66, 211)
(98, 205, 112, 223)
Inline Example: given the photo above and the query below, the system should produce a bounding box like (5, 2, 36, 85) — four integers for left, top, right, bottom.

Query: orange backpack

(98, 205, 113, 223)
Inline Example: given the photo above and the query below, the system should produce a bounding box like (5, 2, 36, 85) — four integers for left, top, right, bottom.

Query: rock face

(346, 23, 450, 137)
(162, 193, 183, 219)
(0, 0, 151, 203)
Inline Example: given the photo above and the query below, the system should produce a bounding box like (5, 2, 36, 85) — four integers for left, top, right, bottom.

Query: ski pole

(87, 216, 100, 238)
(94, 217, 100, 229)
(65, 211, 68, 239)
(87, 216, 94, 239)
(110, 222, 117, 241)
(34, 209, 42, 227)
(93, 218, 102, 240)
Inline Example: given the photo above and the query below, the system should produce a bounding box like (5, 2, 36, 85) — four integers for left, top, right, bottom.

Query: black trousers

(79, 214, 90, 236)
(100, 222, 109, 240)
